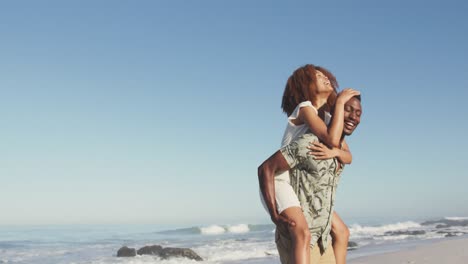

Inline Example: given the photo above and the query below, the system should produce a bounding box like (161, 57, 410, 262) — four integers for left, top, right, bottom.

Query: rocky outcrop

(348, 241, 358, 251)
(421, 219, 468, 227)
(117, 244, 203, 261)
(436, 230, 467, 237)
(117, 246, 136, 257)
(137, 245, 163, 255)
(159, 247, 203, 261)
(384, 230, 426, 236)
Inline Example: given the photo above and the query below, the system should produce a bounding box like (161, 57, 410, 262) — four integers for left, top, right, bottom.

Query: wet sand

(349, 237, 468, 264)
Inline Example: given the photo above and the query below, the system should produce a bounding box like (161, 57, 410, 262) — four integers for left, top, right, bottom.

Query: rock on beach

(117, 244, 203, 261)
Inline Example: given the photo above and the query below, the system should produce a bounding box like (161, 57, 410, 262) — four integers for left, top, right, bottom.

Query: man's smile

(345, 121, 356, 129)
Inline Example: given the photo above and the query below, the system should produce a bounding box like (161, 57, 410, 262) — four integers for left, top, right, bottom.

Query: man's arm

(258, 150, 294, 225)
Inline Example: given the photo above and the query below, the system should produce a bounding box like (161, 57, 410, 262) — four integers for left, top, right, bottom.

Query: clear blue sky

(1, 1, 467, 226)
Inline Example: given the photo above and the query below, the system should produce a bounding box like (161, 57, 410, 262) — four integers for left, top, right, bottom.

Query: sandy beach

(349, 237, 468, 264)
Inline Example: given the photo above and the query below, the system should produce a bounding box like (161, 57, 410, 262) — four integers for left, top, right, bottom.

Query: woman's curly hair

(281, 64, 338, 116)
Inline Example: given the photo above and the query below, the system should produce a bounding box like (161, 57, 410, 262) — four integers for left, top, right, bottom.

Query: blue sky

(1, 1, 468, 226)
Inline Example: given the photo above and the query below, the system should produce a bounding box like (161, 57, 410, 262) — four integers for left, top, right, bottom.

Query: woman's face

(314, 70, 333, 94)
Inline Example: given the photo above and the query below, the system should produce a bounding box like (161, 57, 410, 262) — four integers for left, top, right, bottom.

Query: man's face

(343, 97, 362, 136)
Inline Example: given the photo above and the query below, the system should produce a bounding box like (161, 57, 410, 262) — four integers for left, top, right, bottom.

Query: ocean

(1, 217, 468, 264)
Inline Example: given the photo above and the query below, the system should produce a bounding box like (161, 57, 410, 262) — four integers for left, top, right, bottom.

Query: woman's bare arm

(308, 139, 352, 164)
(298, 89, 360, 148)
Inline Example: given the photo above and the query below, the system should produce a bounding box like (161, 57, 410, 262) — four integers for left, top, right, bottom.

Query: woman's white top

(260, 101, 332, 213)
(281, 101, 317, 147)
(276, 101, 318, 181)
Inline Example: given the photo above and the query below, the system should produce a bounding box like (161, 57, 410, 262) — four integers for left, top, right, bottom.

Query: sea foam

(200, 225, 226, 235)
(199, 224, 251, 235)
(445, 216, 468, 221)
(349, 221, 421, 238)
(195, 238, 277, 262)
(227, 224, 250, 233)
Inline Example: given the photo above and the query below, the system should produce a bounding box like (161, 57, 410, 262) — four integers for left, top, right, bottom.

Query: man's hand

(271, 213, 296, 228)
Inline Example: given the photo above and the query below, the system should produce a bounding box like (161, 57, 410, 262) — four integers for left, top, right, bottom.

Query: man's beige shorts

(275, 225, 336, 264)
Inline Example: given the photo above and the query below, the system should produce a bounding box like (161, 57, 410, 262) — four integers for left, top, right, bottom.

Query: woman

(261, 64, 359, 264)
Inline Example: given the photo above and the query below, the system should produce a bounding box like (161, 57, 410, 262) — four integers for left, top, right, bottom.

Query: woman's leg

(280, 207, 311, 264)
(331, 211, 350, 264)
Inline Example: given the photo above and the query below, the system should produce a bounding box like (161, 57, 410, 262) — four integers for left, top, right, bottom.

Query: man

(258, 95, 362, 264)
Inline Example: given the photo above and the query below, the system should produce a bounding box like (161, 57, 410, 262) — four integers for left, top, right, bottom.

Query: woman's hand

(336, 88, 360, 105)
(307, 140, 337, 160)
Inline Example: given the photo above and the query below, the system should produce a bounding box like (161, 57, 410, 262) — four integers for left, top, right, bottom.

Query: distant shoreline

(349, 236, 468, 264)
